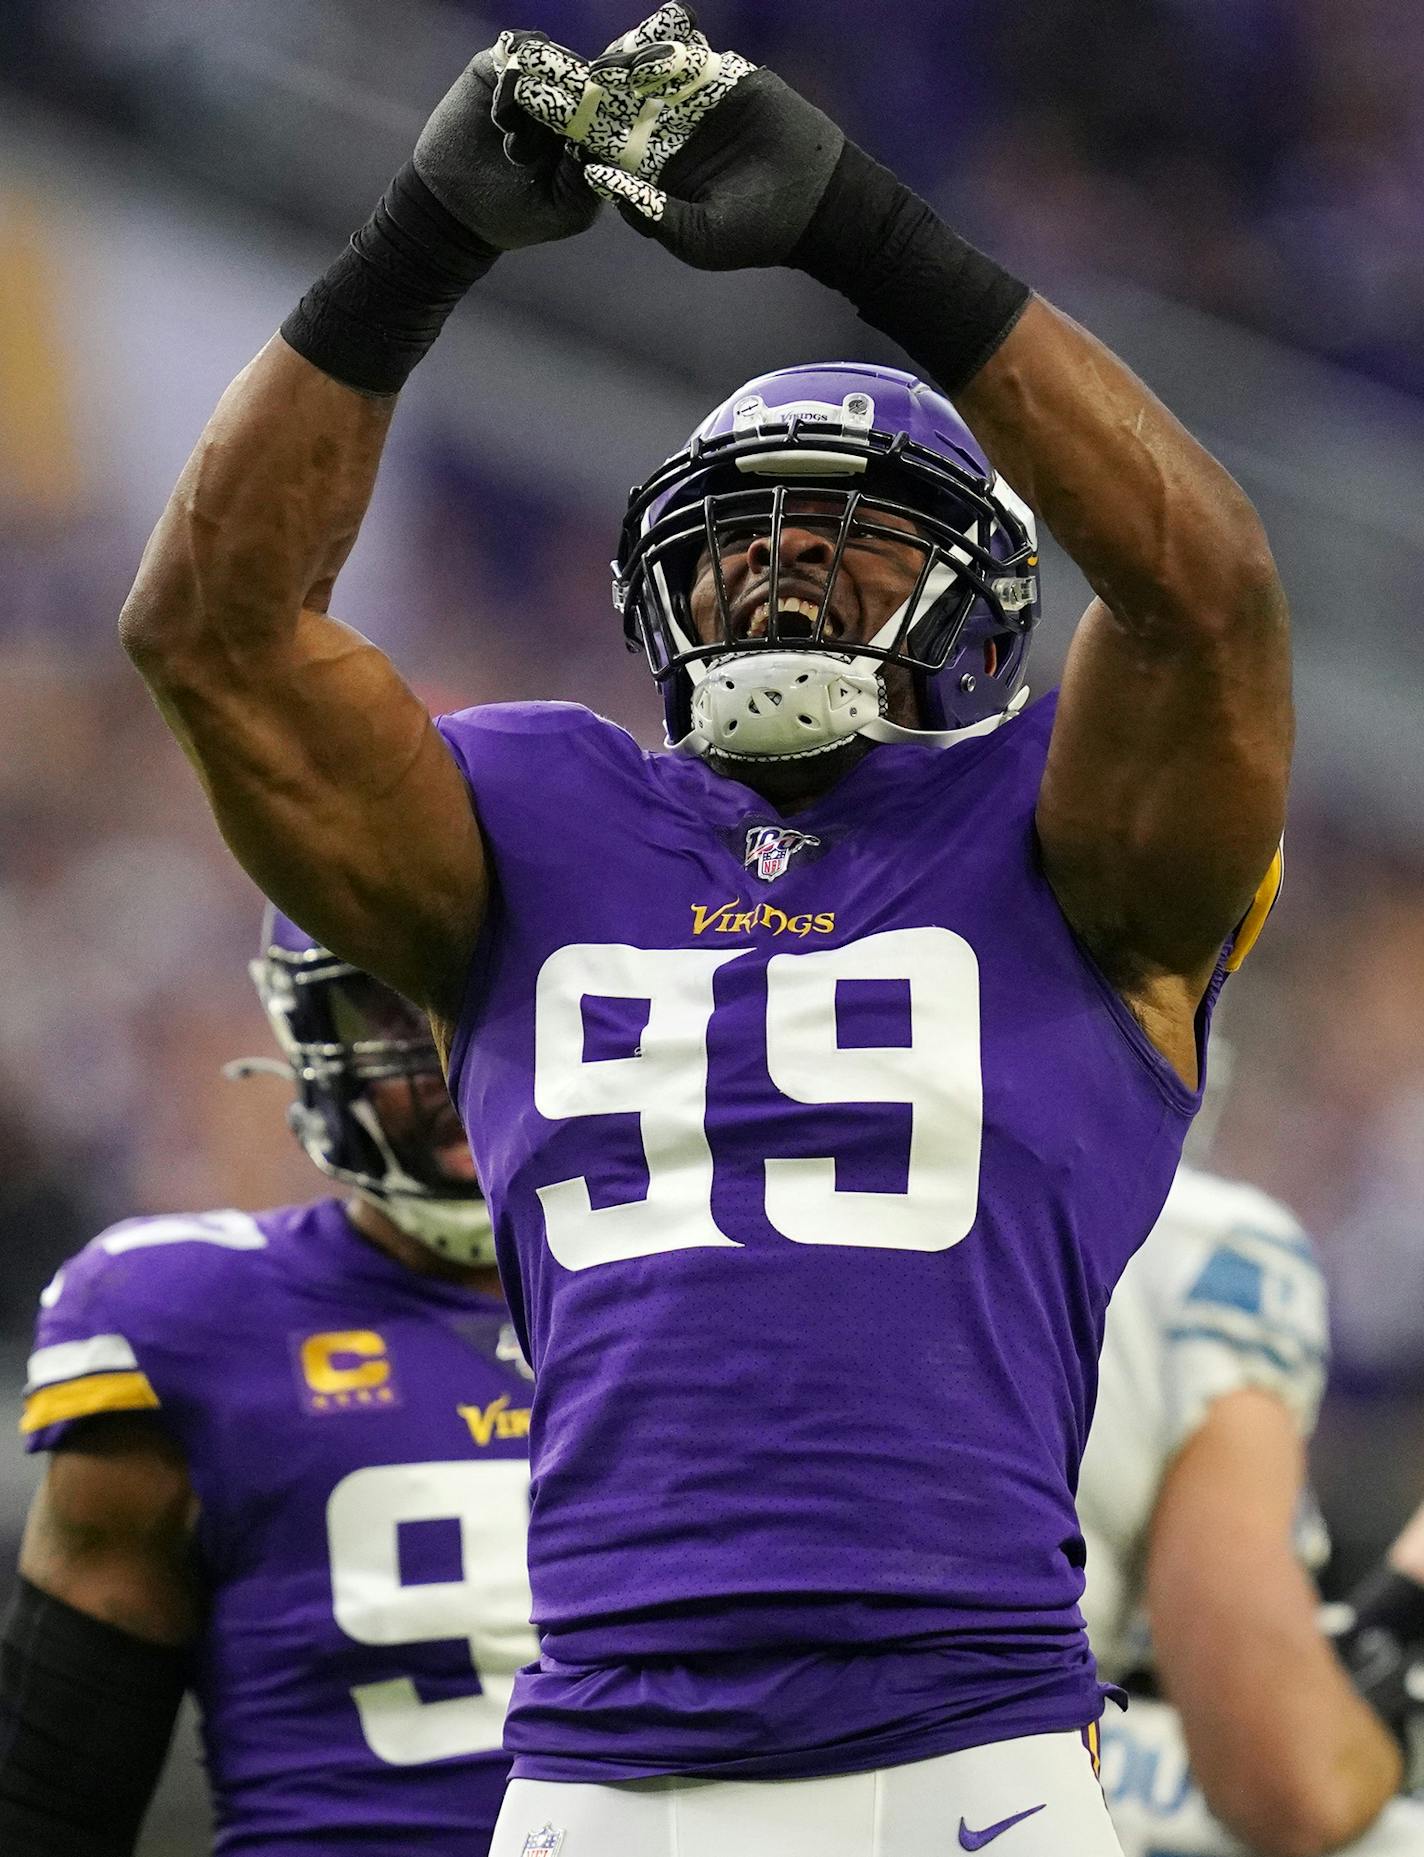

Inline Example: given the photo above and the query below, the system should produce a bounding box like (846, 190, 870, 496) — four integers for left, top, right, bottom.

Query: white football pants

(490, 1727, 1120, 1857)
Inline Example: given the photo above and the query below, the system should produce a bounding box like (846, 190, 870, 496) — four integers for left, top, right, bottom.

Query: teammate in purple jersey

(0, 912, 536, 1857)
(117, 7, 1292, 1852)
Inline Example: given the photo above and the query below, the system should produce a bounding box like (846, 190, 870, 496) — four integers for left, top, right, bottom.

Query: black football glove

(501, 4, 844, 271)
(1326, 1567, 1424, 1788)
(498, 4, 1029, 396)
(412, 32, 600, 251)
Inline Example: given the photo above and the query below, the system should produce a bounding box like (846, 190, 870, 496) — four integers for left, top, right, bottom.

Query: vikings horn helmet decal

(613, 362, 1041, 760)
(228, 907, 495, 1266)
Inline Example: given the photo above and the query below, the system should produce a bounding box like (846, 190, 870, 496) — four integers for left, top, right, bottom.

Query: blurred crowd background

(2, 1, 1424, 1840)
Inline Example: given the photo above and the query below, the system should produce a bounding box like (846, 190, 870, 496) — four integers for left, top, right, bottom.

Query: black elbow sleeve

(0, 1576, 189, 1857)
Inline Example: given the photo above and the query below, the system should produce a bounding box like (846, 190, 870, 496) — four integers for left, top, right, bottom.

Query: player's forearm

(1151, 1402, 1399, 1857)
(792, 146, 1282, 647)
(0, 1578, 187, 1857)
(1194, 1643, 1400, 1857)
(1160, 1563, 1401, 1857)
(956, 298, 1285, 644)
(2, 1444, 198, 1857)
(120, 339, 394, 682)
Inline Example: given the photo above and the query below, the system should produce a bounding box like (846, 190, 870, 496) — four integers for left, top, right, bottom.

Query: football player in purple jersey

(0, 911, 536, 1857)
(116, 7, 1292, 1852)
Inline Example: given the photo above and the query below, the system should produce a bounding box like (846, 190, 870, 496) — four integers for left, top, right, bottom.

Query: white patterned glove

(501, 7, 751, 181)
(502, 6, 843, 272)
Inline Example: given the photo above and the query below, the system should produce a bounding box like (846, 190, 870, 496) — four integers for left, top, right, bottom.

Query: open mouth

(737, 592, 844, 643)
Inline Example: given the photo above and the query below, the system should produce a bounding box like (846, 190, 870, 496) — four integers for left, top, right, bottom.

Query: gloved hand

(493, 6, 1028, 398)
(412, 32, 600, 251)
(500, 4, 844, 271)
(282, 31, 604, 395)
(1326, 1569, 1424, 1788)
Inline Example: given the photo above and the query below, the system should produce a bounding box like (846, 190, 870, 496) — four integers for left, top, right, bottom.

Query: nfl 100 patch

(742, 828, 831, 883)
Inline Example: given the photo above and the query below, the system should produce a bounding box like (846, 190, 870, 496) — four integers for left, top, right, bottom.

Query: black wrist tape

(0, 1576, 189, 1857)
(280, 162, 498, 396)
(791, 141, 1031, 396)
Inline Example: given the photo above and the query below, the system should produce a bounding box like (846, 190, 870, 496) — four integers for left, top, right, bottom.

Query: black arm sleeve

(791, 142, 1031, 396)
(0, 1576, 189, 1857)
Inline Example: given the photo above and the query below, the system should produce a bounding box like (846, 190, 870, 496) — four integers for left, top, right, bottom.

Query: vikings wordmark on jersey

(434, 688, 1256, 1785)
(23, 1200, 535, 1857)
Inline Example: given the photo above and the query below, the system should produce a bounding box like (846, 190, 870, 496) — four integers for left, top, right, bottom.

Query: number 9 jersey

(436, 693, 1253, 1785)
(21, 1199, 536, 1857)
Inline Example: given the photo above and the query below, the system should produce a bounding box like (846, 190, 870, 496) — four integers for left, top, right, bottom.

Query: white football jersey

(1080, 1163, 1328, 1681)
(1081, 1169, 1424, 1855)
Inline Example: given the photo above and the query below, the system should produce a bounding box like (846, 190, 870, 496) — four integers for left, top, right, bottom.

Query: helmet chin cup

(685, 651, 882, 760)
(358, 1189, 499, 1268)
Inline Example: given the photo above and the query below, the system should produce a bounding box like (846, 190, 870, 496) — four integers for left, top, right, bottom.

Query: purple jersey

(22, 1199, 535, 1856)
(436, 694, 1227, 1784)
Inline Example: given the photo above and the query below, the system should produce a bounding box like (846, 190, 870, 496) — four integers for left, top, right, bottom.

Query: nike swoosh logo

(958, 1804, 1046, 1850)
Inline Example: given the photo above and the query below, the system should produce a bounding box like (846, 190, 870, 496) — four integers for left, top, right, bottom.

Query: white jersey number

(534, 927, 982, 1269)
(326, 1460, 533, 1766)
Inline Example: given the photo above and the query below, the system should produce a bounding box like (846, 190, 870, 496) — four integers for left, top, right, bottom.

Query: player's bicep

(20, 1419, 200, 1646)
(152, 605, 487, 1018)
(1038, 588, 1290, 984)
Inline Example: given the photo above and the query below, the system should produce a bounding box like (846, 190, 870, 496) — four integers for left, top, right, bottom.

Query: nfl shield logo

(745, 824, 820, 883)
(520, 1828, 565, 1857)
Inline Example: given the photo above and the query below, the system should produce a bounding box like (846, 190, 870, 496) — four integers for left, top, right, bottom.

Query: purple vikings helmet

(228, 906, 494, 1266)
(614, 362, 1040, 760)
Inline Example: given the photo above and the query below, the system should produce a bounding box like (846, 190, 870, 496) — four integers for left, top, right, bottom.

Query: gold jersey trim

(20, 1369, 160, 1435)
(1084, 1718, 1101, 1777)
(1225, 845, 1283, 973)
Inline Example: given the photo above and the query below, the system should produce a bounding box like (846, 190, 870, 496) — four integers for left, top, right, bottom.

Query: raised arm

(120, 39, 599, 1033)
(1148, 1389, 1399, 1856)
(122, 342, 481, 1023)
(510, 6, 1290, 1075)
(956, 304, 1289, 1036)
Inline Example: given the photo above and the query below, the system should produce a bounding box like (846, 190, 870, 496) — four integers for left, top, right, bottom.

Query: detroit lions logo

(745, 824, 820, 883)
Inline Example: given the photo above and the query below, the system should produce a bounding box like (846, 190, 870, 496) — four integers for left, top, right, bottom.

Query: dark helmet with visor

(228, 906, 493, 1266)
(614, 362, 1040, 759)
